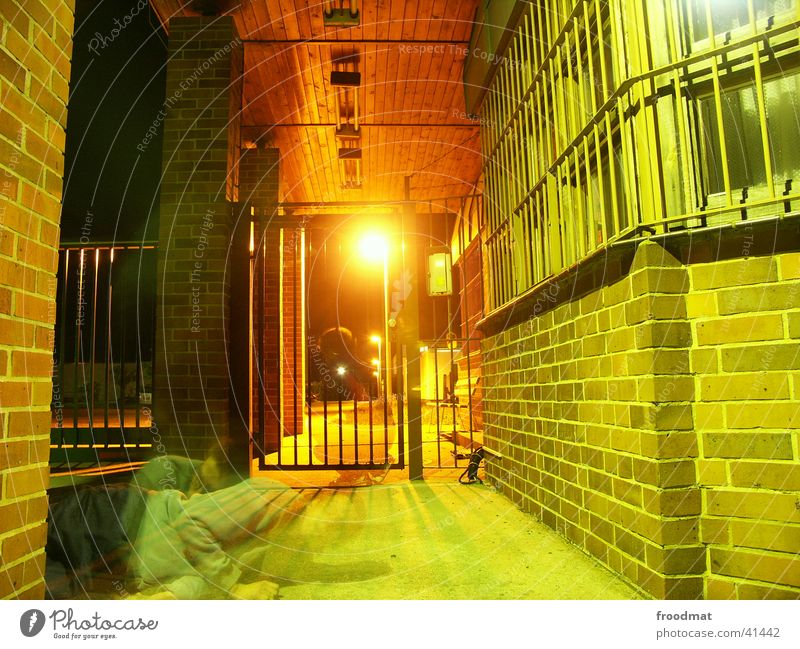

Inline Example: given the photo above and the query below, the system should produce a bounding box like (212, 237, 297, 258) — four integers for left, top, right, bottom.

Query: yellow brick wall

(483, 242, 703, 599)
(0, 0, 74, 599)
(483, 241, 800, 600)
(689, 252, 800, 599)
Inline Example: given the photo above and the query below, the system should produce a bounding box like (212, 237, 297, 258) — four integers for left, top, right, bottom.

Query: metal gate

(419, 337, 483, 469)
(252, 218, 406, 472)
(259, 376, 407, 472)
(250, 204, 482, 474)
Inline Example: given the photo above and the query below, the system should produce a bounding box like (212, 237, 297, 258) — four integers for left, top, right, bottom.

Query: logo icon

(20, 609, 45, 637)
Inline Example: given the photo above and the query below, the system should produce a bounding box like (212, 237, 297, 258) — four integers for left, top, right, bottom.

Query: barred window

(687, 0, 796, 48)
(699, 83, 767, 200)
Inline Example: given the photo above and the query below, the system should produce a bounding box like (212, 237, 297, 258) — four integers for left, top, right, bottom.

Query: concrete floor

(231, 480, 643, 600)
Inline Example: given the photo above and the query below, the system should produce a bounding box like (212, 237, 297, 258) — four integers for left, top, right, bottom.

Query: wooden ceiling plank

(263, 0, 289, 40)
(363, 43, 378, 127)
(362, 0, 378, 41)
(426, 0, 449, 42)
(400, 0, 416, 43)
(388, 0, 405, 41)
(151, 0, 483, 204)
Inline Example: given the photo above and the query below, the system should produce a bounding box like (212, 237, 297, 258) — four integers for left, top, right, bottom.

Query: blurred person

(45, 454, 292, 599)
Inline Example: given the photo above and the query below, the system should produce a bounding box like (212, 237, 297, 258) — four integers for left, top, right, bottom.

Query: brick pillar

(238, 148, 283, 453)
(281, 227, 305, 436)
(624, 241, 703, 599)
(0, 0, 75, 598)
(155, 16, 243, 462)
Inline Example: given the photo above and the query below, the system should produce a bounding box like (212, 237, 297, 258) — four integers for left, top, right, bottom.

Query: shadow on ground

(234, 481, 643, 600)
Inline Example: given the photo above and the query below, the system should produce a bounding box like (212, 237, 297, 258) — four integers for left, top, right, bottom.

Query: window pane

(765, 72, 800, 190)
(699, 96, 725, 195)
(687, 0, 795, 45)
(699, 84, 766, 197)
(721, 84, 766, 191)
(658, 95, 687, 216)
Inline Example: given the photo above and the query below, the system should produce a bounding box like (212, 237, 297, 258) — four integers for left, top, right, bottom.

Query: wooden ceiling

(149, 1, 483, 205)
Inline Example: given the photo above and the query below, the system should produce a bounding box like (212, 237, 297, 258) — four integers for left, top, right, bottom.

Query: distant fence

(51, 243, 157, 464)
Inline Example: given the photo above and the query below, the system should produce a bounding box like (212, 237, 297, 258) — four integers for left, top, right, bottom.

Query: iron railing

(51, 243, 157, 462)
(481, 0, 800, 312)
(420, 337, 483, 469)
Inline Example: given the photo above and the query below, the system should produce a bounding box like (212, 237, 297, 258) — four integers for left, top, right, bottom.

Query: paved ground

(50, 467, 641, 600)
(233, 480, 643, 600)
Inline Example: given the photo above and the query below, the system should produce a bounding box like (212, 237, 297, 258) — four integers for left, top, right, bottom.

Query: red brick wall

(0, 0, 74, 599)
(155, 16, 243, 459)
(239, 147, 282, 453)
(281, 227, 304, 436)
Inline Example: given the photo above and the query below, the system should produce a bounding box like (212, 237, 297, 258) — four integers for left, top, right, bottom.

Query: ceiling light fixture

(324, 1, 360, 27)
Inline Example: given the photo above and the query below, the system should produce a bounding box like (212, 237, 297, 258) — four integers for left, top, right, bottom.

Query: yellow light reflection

(358, 232, 388, 262)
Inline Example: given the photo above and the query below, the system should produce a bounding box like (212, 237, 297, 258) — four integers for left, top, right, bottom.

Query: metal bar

(269, 194, 482, 209)
(434, 346, 441, 468)
(449, 342, 457, 464)
(305, 232, 311, 463)
(465, 339, 474, 449)
(396, 340, 405, 469)
(56, 250, 69, 447)
(103, 254, 112, 433)
(307, 382, 313, 465)
(88, 250, 99, 435)
(338, 392, 343, 465)
(126, 274, 134, 444)
(323, 394, 329, 465)
(353, 395, 359, 465)
(383, 360, 388, 463)
(73, 250, 83, 431)
(59, 241, 158, 249)
(368, 390, 374, 465)
(246, 38, 471, 45)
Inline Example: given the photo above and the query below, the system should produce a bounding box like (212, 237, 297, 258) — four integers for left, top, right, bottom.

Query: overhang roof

(149, 1, 483, 205)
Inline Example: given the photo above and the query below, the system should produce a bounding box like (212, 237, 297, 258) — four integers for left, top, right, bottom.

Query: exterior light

(371, 358, 380, 366)
(359, 232, 388, 262)
(370, 334, 381, 344)
(426, 248, 452, 296)
(419, 345, 428, 353)
(337, 366, 346, 376)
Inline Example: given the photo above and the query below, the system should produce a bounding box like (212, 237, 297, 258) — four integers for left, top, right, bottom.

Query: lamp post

(370, 333, 382, 399)
(382, 251, 392, 403)
(360, 234, 392, 406)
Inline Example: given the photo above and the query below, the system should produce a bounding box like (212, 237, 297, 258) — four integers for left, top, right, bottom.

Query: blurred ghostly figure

(45, 455, 290, 599)
(317, 327, 370, 401)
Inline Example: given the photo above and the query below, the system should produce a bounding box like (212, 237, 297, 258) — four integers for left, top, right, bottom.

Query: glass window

(687, 0, 795, 46)
(605, 136, 628, 234)
(698, 83, 766, 197)
(657, 95, 688, 217)
(764, 71, 800, 190)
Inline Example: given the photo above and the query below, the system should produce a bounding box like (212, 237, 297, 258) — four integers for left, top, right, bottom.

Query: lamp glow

(359, 232, 388, 262)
